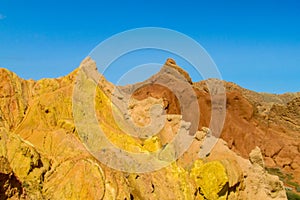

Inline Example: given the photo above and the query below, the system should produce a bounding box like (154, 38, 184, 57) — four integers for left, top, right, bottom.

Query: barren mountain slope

(133, 59, 300, 187)
(0, 57, 291, 199)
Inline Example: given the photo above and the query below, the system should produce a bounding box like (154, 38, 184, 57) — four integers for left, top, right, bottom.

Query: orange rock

(0, 57, 296, 199)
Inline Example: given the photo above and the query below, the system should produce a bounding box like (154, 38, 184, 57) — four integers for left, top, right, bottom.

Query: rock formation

(0, 57, 294, 199)
(133, 59, 300, 188)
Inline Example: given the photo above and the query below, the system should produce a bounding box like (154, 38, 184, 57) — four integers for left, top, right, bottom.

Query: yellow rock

(43, 159, 105, 200)
(126, 162, 196, 200)
(143, 136, 161, 152)
(0, 58, 288, 199)
(191, 160, 229, 200)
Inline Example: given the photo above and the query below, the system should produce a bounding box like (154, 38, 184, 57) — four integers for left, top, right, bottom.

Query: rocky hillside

(0, 57, 295, 199)
(133, 59, 300, 187)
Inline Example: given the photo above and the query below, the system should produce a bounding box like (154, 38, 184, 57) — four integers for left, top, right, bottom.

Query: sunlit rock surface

(0, 57, 294, 199)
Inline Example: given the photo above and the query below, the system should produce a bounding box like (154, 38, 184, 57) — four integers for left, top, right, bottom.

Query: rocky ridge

(0, 57, 292, 199)
(133, 59, 300, 186)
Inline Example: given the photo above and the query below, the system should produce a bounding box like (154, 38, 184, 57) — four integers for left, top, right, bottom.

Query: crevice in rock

(194, 187, 200, 196)
(151, 183, 155, 193)
(27, 158, 44, 175)
(271, 146, 283, 159)
(228, 182, 241, 196)
(0, 172, 23, 200)
(130, 193, 134, 200)
(217, 182, 229, 197)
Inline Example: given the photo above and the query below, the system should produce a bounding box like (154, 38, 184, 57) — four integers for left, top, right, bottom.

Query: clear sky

(0, 0, 299, 94)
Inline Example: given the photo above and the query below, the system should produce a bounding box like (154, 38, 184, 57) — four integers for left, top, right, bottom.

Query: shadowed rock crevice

(0, 172, 24, 200)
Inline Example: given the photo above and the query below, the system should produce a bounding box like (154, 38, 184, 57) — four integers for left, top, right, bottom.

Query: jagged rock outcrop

(249, 146, 265, 168)
(132, 59, 300, 187)
(0, 57, 291, 199)
(190, 160, 229, 200)
(208, 139, 287, 200)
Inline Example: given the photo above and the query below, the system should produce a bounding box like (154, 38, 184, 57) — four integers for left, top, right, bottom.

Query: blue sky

(0, 0, 299, 93)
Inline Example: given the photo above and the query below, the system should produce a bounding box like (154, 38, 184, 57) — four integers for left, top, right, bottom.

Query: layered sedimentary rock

(0, 57, 292, 199)
(133, 59, 300, 186)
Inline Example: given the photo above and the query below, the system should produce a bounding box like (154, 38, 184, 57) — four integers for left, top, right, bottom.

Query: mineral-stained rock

(190, 160, 229, 200)
(0, 68, 29, 131)
(43, 159, 105, 200)
(208, 139, 287, 200)
(0, 57, 292, 199)
(0, 128, 48, 199)
(133, 60, 300, 185)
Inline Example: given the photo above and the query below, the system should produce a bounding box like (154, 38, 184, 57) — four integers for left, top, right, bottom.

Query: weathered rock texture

(0, 57, 292, 199)
(133, 60, 300, 186)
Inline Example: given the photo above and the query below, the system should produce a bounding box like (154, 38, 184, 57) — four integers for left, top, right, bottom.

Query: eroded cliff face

(0, 58, 290, 199)
(193, 81, 300, 186)
(133, 59, 300, 187)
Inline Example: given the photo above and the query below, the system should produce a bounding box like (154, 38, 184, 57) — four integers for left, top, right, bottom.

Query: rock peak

(163, 58, 192, 84)
(165, 58, 177, 67)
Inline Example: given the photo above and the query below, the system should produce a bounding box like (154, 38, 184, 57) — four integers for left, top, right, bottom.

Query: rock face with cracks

(0, 57, 290, 199)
